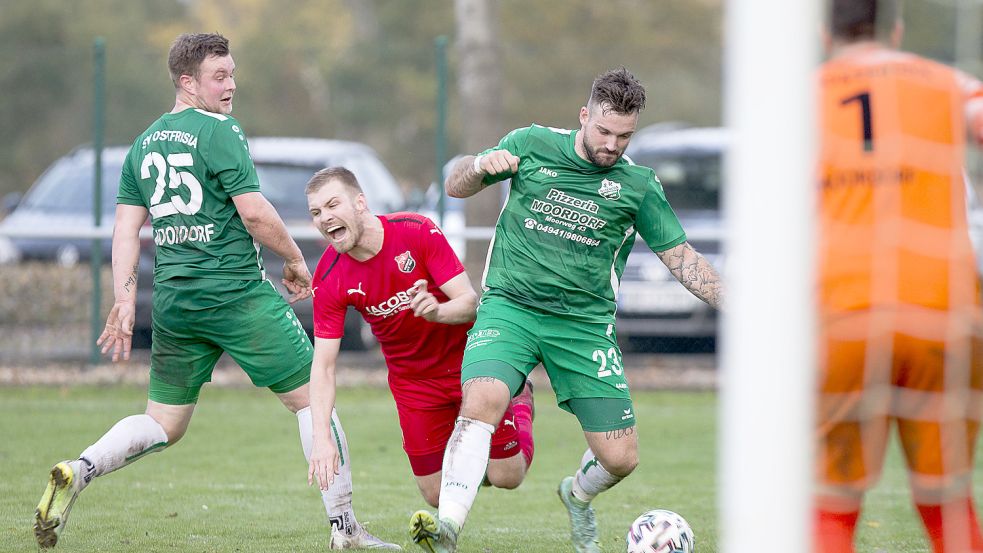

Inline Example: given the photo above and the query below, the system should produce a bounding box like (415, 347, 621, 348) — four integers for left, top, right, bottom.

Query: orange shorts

(816, 307, 983, 502)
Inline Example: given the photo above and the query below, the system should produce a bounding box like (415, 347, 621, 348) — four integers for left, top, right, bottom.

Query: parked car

(618, 126, 726, 347)
(621, 125, 983, 350)
(1, 137, 406, 350)
(0, 146, 123, 266)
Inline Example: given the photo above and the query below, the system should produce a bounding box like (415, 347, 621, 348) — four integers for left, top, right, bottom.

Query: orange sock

(814, 508, 859, 553)
(916, 498, 983, 553)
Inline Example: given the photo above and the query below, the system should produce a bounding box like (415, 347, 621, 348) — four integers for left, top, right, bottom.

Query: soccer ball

(625, 509, 695, 553)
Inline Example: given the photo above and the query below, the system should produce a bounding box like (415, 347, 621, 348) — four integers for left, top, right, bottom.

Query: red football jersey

(312, 213, 469, 408)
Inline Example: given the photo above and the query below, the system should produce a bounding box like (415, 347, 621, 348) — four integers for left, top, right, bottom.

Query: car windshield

(630, 152, 721, 211)
(334, 152, 404, 213)
(256, 154, 403, 221)
(21, 156, 121, 216)
(255, 164, 321, 221)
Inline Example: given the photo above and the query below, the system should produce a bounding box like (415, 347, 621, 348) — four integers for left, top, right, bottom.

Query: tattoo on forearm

(605, 427, 635, 440)
(657, 243, 724, 309)
(446, 158, 485, 198)
(122, 264, 139, 294)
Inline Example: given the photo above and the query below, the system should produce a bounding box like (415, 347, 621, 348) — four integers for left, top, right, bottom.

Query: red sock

(510, 402, 535, 469)
(814, 508, 859, 553)
(968, 500, 983, 551)
(916, 498, 983, 553)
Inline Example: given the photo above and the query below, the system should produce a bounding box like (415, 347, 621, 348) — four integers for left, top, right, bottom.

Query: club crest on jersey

(394, 250, 416, 273)
(598, 178, 622, 200)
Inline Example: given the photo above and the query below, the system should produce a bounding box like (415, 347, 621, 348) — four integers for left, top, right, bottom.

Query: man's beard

(582, 134, 619, 167)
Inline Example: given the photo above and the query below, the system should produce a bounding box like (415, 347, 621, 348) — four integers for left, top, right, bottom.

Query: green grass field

(0, 383, 968, 552)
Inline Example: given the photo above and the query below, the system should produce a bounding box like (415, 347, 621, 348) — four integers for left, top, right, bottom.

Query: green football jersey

(117, 108, 264, 282)
(477, 124, 686, 322)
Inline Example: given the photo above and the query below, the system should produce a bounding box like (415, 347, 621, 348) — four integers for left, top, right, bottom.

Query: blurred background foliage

(0, 0, 977, 198)
(0, 0, 722, 197)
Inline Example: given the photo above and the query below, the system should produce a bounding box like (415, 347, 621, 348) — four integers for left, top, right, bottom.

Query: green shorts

(461, 294, 635, 432)
(150, 277, 313, 400)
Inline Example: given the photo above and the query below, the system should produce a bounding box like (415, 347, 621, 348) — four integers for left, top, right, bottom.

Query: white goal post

(721, 1, 819, 552)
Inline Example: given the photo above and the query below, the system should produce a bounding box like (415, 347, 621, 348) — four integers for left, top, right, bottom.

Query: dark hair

(305, 166, 364, 196)
(168, 33, 230, 87)
(587, 67, 646, 115)
(830, 0, 899, 40)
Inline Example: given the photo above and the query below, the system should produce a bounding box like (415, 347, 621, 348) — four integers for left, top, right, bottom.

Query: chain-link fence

(0, 260, 113, 363)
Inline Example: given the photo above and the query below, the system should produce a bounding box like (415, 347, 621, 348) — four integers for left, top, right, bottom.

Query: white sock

(77, 414, 168, 488)
(572, 448, 622, 502)
(298, 406, 359, 536)
(438, 417, 495, 529)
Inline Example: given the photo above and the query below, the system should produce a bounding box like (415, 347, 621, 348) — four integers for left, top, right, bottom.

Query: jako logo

(538, 166, 558, 178)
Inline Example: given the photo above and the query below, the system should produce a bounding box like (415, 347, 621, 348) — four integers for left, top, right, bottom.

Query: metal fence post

(90, 37, 106, 365)
(435, 35, 448, 226)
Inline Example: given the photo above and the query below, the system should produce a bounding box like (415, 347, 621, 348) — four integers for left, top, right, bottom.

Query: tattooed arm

(445, 150, 520, 199)
(97, 204, 148, 362)
(655, 241, 725, 309)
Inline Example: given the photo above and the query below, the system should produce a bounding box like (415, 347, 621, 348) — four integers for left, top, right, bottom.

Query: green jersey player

(410, 68, 723, 553)
(33, 33, 398, 551)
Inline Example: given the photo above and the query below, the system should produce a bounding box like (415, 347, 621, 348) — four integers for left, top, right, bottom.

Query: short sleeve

(116, 149, 145, 207)
(419, 217, 466, 287)
(312, 254, 348, 339)
(478, 126, 531, 185)
(206, 118, 260, 197)
(636, 174, 687, 252)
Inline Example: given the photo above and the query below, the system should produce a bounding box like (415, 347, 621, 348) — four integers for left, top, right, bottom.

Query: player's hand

(308, 437, 340, 491)
(282, 258, 313, 303)
(408, 279, 440, 322)
(476, 150, 520, 176)
(96, 301, 136, 363)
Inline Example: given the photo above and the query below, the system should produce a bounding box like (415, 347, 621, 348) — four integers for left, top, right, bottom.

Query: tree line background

(0, 0, 977, 202)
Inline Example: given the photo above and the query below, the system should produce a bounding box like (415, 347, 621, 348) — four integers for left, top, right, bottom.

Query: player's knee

(274, 384, 311, 413)
(495, 452, 529, 485)
(145, 407, 191, 445)
(487, 459, 526, 489)
(489, 471, 524, 490)
(460, 378, 511, 423)
(609, 454, 638, 477)
(599, 449, 638, 477)
(158, 418, 189, 444)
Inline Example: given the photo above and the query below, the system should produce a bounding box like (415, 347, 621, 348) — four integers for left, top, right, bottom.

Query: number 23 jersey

(117, 108, 264, 282)
(477, 124, 686, 323)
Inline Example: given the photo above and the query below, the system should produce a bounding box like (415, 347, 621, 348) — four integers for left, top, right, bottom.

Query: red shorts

(396, 399, 521, 476)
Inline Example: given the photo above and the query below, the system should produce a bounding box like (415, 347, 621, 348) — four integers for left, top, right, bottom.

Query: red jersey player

(303, 166, 534, 507)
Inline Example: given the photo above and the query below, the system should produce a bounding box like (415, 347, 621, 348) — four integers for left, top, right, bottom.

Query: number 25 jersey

(117, 108, 264, 283)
